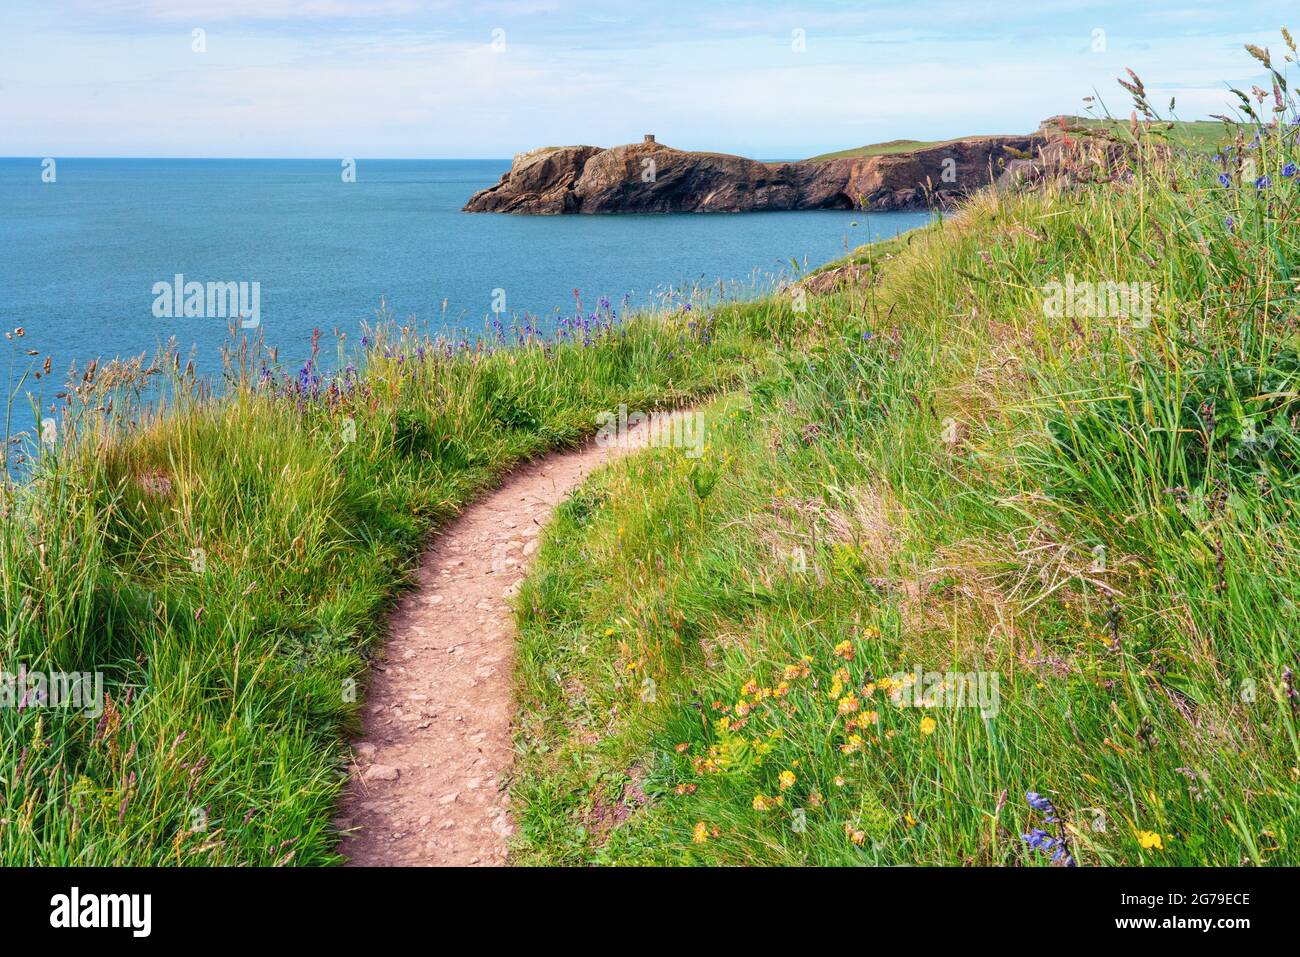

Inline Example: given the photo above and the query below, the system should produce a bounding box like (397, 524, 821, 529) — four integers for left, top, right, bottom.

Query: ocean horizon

(0, 156, 929, 438)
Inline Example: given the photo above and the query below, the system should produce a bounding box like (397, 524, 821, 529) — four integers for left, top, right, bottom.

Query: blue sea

(0, 157, 929, 437)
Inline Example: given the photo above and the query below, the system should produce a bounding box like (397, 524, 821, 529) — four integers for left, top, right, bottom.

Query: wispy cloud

(0, 0, 1290, 157)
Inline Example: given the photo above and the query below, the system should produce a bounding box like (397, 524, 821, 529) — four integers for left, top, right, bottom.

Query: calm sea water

(0, 157, 929, 437)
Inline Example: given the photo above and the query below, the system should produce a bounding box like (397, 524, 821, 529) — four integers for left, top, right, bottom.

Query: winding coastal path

(335, 424, 658, 866)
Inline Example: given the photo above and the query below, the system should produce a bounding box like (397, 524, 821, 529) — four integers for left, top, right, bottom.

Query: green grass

(804, 119, 1237, 164)
(509, 42, 1300, 866)
(0, 309, 766, 864)
(805, 135, 1016, 163)
(1069, 117, 1240, 153)
(5, 36, 1298, 868)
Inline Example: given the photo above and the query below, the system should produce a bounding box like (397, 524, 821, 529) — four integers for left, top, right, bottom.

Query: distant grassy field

(805, 136, 991, 162)
(805, 119, 1237, 163)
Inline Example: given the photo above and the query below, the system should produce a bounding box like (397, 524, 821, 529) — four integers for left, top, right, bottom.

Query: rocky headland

(463, 121, 1086, 214)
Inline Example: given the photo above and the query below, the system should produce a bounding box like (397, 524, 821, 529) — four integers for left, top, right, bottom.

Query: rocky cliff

(464, 133, 1048, 214)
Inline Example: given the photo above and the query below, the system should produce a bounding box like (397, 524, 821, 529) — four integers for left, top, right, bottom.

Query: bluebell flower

(1284, 163, 1297, 178)
(1026, 791, 1052, 811)
(1256, 175, 1272, 190)
(1218, 172, 1232, 188)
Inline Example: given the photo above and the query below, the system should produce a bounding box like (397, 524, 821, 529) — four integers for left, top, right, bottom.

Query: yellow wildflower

(838, 693, 860, 715)
(779, 770, 796, 791)
(692, 822, 709, 844)
(833, 639, 855, 661)
(1137, 830, 1163, 850)
(919, 716, 937, 736)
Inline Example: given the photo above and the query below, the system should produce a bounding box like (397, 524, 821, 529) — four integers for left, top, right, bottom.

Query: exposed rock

(465, 135, 1046, 214)
(362, 764, 400, 783)
(466, 145, 602, 213)
(800, 263, 878, 296)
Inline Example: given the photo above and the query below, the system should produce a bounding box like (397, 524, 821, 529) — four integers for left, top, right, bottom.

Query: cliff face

(464, 135, 1046, 214)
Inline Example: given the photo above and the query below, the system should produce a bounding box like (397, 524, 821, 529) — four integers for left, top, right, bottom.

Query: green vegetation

(511, 47, 1300, 865)
(1071, 117, 1239, 153)
(4, 39, 1297, 867)
(806, 135, 1012, 162)
(0, 312, 761, 864)
(804, 119, 1236, 164)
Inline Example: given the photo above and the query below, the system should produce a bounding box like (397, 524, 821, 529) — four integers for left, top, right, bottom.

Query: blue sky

(0, 1, 1292, 158)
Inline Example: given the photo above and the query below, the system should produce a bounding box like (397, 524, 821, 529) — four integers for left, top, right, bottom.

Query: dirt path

(335, 430, 644, 866)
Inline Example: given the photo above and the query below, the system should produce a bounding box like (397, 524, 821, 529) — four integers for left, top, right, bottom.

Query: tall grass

(510, 39, 1300, 865)
(0, 305, 761, 864)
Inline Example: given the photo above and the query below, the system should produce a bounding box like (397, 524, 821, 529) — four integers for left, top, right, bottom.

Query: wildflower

(1225, 216, 1235, 231)
(919, 716, 937, 735)
(1285, 163, 1298, 178)
(845, 823, 866, 845)
(838, 694, 860, 715)
(675, 742, 690, 753)
(1021, 791, 1075, 866)
(778, 770, 796, 791)
(753, 794, 774, 811)
(1026, 791, 1053, 812)
(1137, 830, 1163, 850)
(840, 734, 863, 754)
(833, 639, 855, 661)
(1218, 172, 1232, 187)
(1256, 175, 1271, 190)
(692, 822, 709, 844)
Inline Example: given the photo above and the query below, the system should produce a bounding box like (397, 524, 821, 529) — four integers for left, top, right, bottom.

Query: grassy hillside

(806, 134, 1014, 162)
(805, 119, 1236, 163)
(3, 40, 1296, 867)
(0, 310, 764, 864)
(510, 58, 1300, 865)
